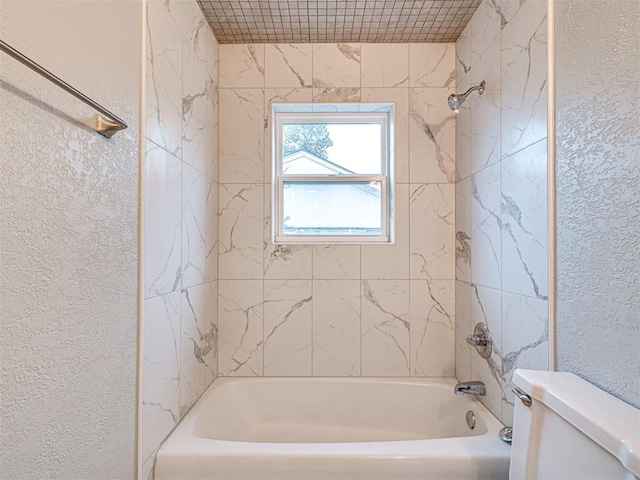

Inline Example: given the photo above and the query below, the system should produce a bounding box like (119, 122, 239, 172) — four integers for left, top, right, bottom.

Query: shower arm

(461, 81, 486, 99)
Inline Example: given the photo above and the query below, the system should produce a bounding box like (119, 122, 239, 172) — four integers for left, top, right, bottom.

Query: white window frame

(272, 104, 395, 245)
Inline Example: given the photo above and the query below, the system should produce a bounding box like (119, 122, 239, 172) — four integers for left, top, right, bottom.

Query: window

(272, 104, 394, 244)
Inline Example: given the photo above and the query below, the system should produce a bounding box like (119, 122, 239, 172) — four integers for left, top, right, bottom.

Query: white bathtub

(155, 377, 510, 480)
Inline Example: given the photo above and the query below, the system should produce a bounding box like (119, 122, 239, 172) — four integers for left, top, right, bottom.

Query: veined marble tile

(455, 23, 472, 81)
(313, 245, 361, 279)
(182, 47, 209, 174)
(501, 0, 540, 30)
(264, 280, 313, 376)
(470, 0, 503, 67)
(141, 449, 157, 480)
(142, 292, 180, 460)
(312, 87, 361, 103)
(410, 280, 455, 377)
(204, 281, 218, 384)
(219, 89, 264, 183)
(182, 0, 208, 65)
(264, 88, 314, 183)
(409, 184, 455, 280)
(361, 44, 409, 88)
(501, 291, 548, 424)
(312, 280, 361, 376)
(361, 184, 409, 279)
(361, 280, 410, 376)
(409, 44, 456, 88)
(501, 0, 547, 158)
(205, 180, 218, 283)
(180, 283, 213, 414)
(146, 0, 183, 158)
(409, 88, 456, 184)
(501, 139, 548, 299)
(455, 281, 472, 382)
(219, 44, 265, 88)
(144, 142, 182, 299)
(218, 184, 263, 279)
(205, 77, 219, 181)
(456, 177, 472, 283)
(471, 162, 502, 290)
(265, 44, 312, 88)
(312, 43, 361, 88)
(149, 0, 181, 30)
(455, 74, 471, 181)
(470, 283, 503, 418)
(218, 280, 264, 376)
(263, 187, 312, 279)
(204, 23, 219, 81)
(361, 88, 410, 183)
(181, 164, 207, 288)
(470, 35, 501, 174)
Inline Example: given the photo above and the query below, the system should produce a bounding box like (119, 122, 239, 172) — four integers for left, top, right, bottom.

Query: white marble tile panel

(205, 180, 218, 283)
(361, 184, 410, 279)
(501, 291, 548, 424)
(219, 44, 265, 88)
(203, 281, 218, 384)
(361, 280, 410, 376)
(206, 77, 219, 181)
(313, 245, 361, 279)
(264, 280, 313, 376)
(219, 89, 264, 183)
(455, 281, 472, 382)
(361, 44, 409, 88)
(470, 283, 503, 418)
(204, 24, 219, 80)
(361, 88, 410, 183)
(312, 43, 361, 88)
(455, 74, 471, 181)
(181, 163, 208, 288)
(409, 88, 456, 183)
(312, 87, 361, 103)
(501, 139, 548, 299)
(144, 142, 182, 298)
(456, 176, 472, 283)
(410, 280, 455, 377)
(146, 0, 183, 157)
(409, 184, 455, 280)
(470, 0, 503, 66)
(218, 184, 263, 279)
(471, 162, 502, 289)
(455, 23, 472, 81)
(265, 44, 312, 88)
(218, 280, 264, 376)
(182, 0, 208, 65)
(312, 280, 361, 376)
(180, 283, 208, 414)
(263, 187, 312, 279)
(409, 44, 456, 88)
(470, 35, 501, 174)
(182, 42, 209, 175)
(142, 292, 180, 460)
(501, 0, 547, 157)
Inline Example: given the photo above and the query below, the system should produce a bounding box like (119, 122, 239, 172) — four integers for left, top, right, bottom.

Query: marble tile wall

(454, 0, 549, 426)
(142, 0, 219, 477)
(217, 42, 457, 379)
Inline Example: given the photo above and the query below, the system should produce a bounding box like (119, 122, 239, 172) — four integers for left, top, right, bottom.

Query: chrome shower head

(447, 81, 486, 112)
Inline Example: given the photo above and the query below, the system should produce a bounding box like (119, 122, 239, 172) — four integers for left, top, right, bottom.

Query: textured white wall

(0, 1, 141, 479)
(555, 0, 640, 408)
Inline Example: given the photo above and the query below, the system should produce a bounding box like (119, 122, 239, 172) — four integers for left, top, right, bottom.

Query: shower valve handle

(466, 334, 489, 347)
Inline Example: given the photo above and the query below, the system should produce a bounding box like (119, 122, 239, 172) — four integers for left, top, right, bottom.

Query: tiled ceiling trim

(197, 0, 481, 44)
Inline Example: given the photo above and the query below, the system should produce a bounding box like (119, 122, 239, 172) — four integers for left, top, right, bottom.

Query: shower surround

(217, 42, 458, 379)
(454, 0, 549, 426)
(141, 0, 219, 477)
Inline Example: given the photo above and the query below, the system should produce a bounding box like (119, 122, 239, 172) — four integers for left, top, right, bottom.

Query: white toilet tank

(509, 369, 640, 480)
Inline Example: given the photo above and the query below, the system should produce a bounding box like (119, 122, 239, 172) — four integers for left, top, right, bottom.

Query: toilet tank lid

(513, 369, 640, 477)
